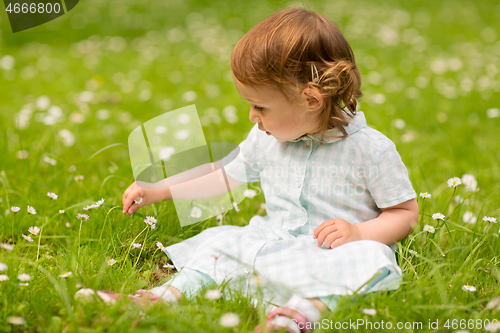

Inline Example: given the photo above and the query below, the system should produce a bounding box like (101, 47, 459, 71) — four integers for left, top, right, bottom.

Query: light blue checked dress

(163, 110, 416, 308)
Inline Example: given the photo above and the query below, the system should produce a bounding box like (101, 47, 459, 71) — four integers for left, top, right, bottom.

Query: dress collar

(288, 111, 367, 144)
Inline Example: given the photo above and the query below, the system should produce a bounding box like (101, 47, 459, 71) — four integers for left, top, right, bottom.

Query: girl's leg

(315, 266, 392, 312)
(95, 267, 214, 305)
(160, 267, 214, 300)
(315, 295, 339, 312)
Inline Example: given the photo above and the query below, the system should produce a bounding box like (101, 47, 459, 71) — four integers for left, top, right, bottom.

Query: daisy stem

(36, 201, 49, 261)
(36, 225, 43, 261)
(18, 213, 28, 236)
(11, 213, 16, 241)
(134, 227, 150, 267)
(98, 206, 122, 247)
(442, 187, 456, 216)
(121, 226, 148, 270)
(419, 200, 426, 225)
(77, 219, 83, 263)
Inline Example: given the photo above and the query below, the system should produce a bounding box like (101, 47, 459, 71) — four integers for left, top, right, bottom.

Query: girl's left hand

(313, 218, 362, 249)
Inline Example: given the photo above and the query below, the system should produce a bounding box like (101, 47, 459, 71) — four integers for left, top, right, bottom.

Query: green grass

(1, 0, 500, 331)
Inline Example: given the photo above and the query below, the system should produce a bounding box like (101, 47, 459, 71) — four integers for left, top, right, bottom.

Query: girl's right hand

(122, 181, 168, 215)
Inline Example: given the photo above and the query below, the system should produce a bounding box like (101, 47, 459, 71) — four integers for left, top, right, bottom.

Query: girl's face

(233, 75, 322, 142)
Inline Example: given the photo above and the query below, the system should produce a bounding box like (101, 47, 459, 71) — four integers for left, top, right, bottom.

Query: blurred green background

(1, 0, 499, 191)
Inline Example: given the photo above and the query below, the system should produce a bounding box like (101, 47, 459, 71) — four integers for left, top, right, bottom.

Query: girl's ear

(301, 87, 324, 112)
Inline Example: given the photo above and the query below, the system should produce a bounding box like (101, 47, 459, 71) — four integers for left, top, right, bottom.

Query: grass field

(0, 0, 499, 331)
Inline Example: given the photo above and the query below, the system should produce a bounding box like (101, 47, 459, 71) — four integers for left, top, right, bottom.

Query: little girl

(117, 7, 419, 333)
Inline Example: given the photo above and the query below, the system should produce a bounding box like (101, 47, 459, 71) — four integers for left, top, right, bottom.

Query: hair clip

(311, 63, 319, 83)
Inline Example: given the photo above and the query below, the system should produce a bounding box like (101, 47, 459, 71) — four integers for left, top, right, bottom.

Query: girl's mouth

(266, 131, 271, 136)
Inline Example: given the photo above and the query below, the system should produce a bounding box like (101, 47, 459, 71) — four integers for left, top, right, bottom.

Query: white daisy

(432, 213, 445, 220)
(447, 177, 462, 187)
(408, 235, 416, 241)
(10, 206, 21, 213)
(59, 272, 72, 278)
(0, 243, 14, 251)
(190, 206, 202, 218)
(461, 174, 477, 192)
(22, 234, 34, 243)
(76, 213, 89, 221)
(250, 275, 262, 286)
(65, 222, 71, 228)
(17, 273, 31, 281)
(47, 192, 58, 200)
(409, 250, 417, 255)
(156, 242, 165, 250)
(108, 259, 116, 266)
(43, 156, 57, 165)
(174, 129, 190, 140)
(454, 195, 464, 204)
(485, 321, 500, 332)
(74, 175, 84, 182)
(419, 192, 431, 199)
(96, 198, 105, 206)
(461, 284, 476, 292)
(0, 262, 7, 271)
(132, 243, 142, 249)
(485, 297, 500, 310)
(163, 263, 175, 269)
(27, 206, 36, 214)
(59, 210, 65, 214)
(144, 216, 157, 229)
(0, 275, 9, 281)
(144, 216, 157, 225)
(219, 312, 240, 327)
(423, 225, 435, 233)
(232, 202, 240, 212)
(83, 204, 98, 210)
(133, 196, 143, 204)
(6, 316, 26, 325)
(204, 289, 222, 300)
(361, 308, 377, 316)
(462, 211, 477, 224)
(28, 226, 40, 236)
(483, 216, 497, 223)
(243, 189, 257, 198)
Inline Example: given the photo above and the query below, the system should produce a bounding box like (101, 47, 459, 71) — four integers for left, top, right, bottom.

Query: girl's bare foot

(255, 296, 326, 333)
(94, 286, 182, 306)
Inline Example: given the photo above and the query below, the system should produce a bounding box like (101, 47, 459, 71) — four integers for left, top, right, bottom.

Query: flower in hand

(313, 218, 362, 249)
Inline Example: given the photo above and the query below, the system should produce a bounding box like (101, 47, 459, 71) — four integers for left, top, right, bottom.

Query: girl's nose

(249, 108, 260, 123)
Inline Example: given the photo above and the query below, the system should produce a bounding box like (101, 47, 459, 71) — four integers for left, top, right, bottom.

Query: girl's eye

(253, 105, 265, 112)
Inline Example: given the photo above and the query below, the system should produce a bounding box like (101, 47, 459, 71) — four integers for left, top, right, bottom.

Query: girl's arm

(356, 198, 419, 245)
(313, 198, 419, 248)
(122, 160, 246, 215)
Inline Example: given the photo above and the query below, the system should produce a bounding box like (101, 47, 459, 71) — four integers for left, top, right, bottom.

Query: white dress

(163, 111, 416, 305)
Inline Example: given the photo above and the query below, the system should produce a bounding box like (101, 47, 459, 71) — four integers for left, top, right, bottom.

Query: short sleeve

(222, 123, 261, 183)
(366, 142, 416, 208)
